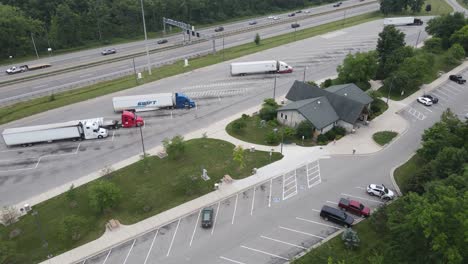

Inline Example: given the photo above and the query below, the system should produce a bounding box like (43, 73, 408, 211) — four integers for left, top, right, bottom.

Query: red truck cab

(122, 111, 144, 128)
(338, 198, 370, 217)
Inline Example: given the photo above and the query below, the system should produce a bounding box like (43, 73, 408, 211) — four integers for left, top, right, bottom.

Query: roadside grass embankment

(0, 138, 282, 263)
(0, 11, 383, 126)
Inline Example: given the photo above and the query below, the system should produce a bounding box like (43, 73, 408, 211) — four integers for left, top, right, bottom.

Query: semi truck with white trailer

(230, 60, 293, 76)
(5, 63, 52, 75)
(2, 119, 108, 147)
(383, 17, 423, 26)
(112, 93, 196, 112)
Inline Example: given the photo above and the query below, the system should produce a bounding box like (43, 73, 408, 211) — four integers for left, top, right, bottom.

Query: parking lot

(77, 157, 392, 264)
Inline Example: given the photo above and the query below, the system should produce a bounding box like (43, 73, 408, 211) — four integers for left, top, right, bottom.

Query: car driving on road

(248, 21, 257, 25)
(214, 26, 224, 32)
(291, 23, 300, 28)
(338, 198, 371, 217)
(367, 184, 395, 200)
(157, 39, 168, 44)
(101, 48, 116, 55)
(417, 96, 433, 106)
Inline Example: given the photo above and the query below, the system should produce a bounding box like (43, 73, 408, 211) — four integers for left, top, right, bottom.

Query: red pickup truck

(338, 198, 370, 217)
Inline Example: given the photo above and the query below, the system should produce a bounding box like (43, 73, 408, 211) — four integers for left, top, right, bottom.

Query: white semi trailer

(112, 93, 196, 112)
(230, 60, 293, 76)
(383, 17, 423, 26)
(2, 120, 108, 147)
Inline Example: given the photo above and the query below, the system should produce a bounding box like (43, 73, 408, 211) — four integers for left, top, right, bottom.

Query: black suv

(422, 94, 438, 104)
(288, 13, 296, 17)
(449, 75, 466, 84)
(291, 23, 300, 28)
(201, 208, 214, 228)
(320, 205, 354, 227)
(214, 26, 224, 32)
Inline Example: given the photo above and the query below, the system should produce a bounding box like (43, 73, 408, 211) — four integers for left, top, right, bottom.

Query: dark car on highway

(201, 208, 214, 228)
(291, 23, 300, 28)
(338, 198, 371, 217)
(288, 13, 296, 17)
(214, 26, 224, 32)
(422, 94, 438, 104)
(449, 74, 466, 84)
(320, 205, 354, 227)
(248, 21, 257, 25)
(101, 48, 116, 55)
(157, 39, 168, 44)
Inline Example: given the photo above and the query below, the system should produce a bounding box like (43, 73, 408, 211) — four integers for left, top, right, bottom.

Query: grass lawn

(372, 131, 398, 146)
(0, 138, 282, 264)
(394, 153, 425, 194)
(389, 0, 454, 16)
(226, 115, 316, 146)
(0, 11, 382, 126)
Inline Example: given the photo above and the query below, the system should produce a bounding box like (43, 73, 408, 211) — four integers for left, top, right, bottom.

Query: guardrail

(0, 1, 378, 107)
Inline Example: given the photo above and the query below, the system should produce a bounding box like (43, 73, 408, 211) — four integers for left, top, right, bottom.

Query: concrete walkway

(34, 59, 468, 264)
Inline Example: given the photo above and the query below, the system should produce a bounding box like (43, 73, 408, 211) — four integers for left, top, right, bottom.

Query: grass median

(0, 11, 382, 126)
(372, 131, 398, 146)
(0, 138, 283, 263)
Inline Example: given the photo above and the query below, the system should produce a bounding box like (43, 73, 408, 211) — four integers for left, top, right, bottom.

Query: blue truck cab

(175, 93, 196, 108)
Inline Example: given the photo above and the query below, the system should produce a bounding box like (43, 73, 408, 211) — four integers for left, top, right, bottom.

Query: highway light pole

(32, 210, 52, 259)
(273, 74, 277, 99)
(140, 0, 152, 75)
(222, 35, 225, 61)
(303, 66, 308, 82)
(139, 125, 146, 156)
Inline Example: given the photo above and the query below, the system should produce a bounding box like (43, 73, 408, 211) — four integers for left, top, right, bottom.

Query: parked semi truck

(230, 60, 293, 76)
(383, 17, 423, 26)
(5, 63, 52, 75)
(91, 111, 145, 129)
(112, 93, 196, 112)
(2, 120, 108, 147)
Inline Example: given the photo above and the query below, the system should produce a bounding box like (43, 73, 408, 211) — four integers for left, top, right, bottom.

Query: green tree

(282, 127, 296, 141)
(380, 0, 406, 15)
(88, 181, 122, 213)
(231, 119, 247, 133)
(376, 26, 406, 78)
(408, 0, 425, 13)
(429, 147, 467, 180)
(382, 46, 415, 77)
(445, 43, 466, 65)
(254, 33, 260, 45)
(450, 26, 468, 53)
(232, 146, 245, 169)
(49, 3, 82, 48)
(295, 121, 314, 139)
(341, 227, 360, 249)
(163, 135, 186, 160)
(265, 131, 280, 144)
(259, 106, 277, 121)
(425, 13, 467, 48)
(262, 98, 279, 108)
(59, 215, 87, 242)
(337, 51, 378, 86)
(423, 37, 443, 53)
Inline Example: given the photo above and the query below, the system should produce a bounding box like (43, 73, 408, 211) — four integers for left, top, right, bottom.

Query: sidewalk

(38, 60, 468, 264)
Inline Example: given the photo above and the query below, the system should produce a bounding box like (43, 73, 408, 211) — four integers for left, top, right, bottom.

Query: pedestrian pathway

(39, 59, 468, 264)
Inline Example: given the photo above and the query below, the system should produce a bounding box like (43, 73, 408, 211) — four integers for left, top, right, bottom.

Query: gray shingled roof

(278, 97, 339, 129)
(281, 81, 373, 127)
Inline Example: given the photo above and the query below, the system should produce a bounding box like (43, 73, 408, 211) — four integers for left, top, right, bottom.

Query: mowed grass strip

(0, 138, 283, 263)
(0, 11, 382, 126)
(394, 153, 425, 193)
(372, 131, 398, 146)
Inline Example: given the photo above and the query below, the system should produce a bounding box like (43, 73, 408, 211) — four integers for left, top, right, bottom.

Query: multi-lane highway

(0, 19, 430, 207)
(0, 0, 379, 105)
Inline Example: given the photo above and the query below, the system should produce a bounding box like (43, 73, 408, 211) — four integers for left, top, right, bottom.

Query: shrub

(267, 119, 279, 127)
(163, 135, 186, 160)
(333, 126, 346, 136)
(231, 119, 246, 133)
(262, 98, 279, 109)
(423, 37, 443, 53)
(241, 114, 249, 120)
(265, 131, 280, 144)
(88, 181, 122, 213)
(259, 106, 277, 121)
(296, 121, 314, 139)
(325, 129, 336, 140)
(321, 78, 333, 88)
(317, 134, 328, 145)
(282, 127, 296, 141)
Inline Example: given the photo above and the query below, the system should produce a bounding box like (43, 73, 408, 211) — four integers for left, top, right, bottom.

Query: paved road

(0, 0, 372, 82)
(446, 0, 468, 14)
(0, 1, 379, 104)
(0, 20, 429, 207)
(78, 70, 468, 264)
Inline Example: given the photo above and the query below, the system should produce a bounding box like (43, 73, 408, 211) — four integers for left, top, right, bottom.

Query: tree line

(0, 0, 336, 60)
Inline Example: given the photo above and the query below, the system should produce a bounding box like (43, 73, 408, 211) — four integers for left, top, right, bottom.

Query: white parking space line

(240, 245, 289, 261)
(220, 256, 247, 264)
(440, 87, 459, 96)
(283, 171, 298, 200)
(279, 226, 325, 239)
(307, 161, 321, 188)
(260, 235, 307, 249)
(122, 239, 136, 264)
(296, 217, 341, 229)
(341, 193, 384, 204)
(143, 229, 159, 264)
(211, 202, 220, 235)
(355, 186, 365, 190)
(421, 106, 433, 113)
(102, 249, 112, 264)
(268, 178, 273, 208)
(326, 200, 338, 205)
(448, 85, 463, 92)
(232, 194, 239, 224)
(190, 210, 202, 246)
(435, 89, 456, 99)
(251, 186, 256, 216)
(166, 219, 181, 256)
(312, 209, 320, 213)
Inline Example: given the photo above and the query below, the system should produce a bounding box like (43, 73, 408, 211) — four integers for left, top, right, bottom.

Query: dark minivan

(201, 208, 214, 228)
(320, 205, 354, 227)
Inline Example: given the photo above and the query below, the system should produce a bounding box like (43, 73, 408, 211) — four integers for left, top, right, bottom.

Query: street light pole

(140, 0, 152, 75)
(303, 66, 308, 82)
(139, 125, 146, 156)
(30, 32, 39, 59)
(273, 74, 277, 99)
(280, 126, 284, 154)
(386, 77, 394, 104)
(32, 211, 52, 259)
(222, 35, 225, 61)
(132, 57, 138, 85)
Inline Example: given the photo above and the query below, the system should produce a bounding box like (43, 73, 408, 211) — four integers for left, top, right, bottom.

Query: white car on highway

(367, 184, 395, 200)
(417, 96, 433, 106)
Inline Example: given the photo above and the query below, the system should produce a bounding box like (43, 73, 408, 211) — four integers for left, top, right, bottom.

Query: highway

(446, 0, 468, 14)
(0, 0, 379, 105)
(0, 19, 430, 208)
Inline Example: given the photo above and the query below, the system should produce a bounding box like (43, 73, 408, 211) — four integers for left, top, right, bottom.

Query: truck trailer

(112, 93, 196, 112)
(230, 60, 293, 76)
(2, 120, 108, 147)
(5, 63, 51, 75)
(383, 17, 423, 26)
